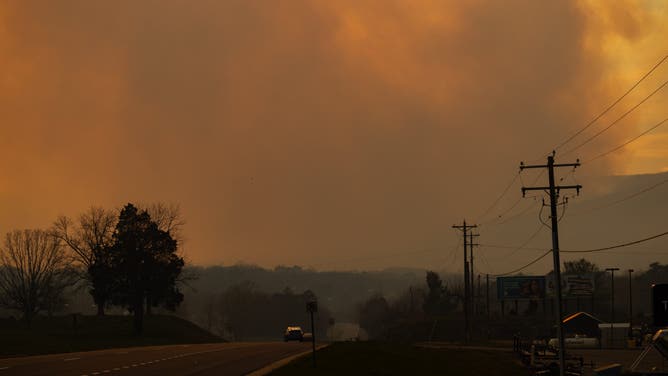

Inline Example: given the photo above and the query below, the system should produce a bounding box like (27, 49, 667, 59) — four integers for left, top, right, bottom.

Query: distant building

(562, 311, 602, 338)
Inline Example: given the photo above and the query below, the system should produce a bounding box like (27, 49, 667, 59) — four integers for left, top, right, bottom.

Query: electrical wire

(573, 175, 668, 215)
(503, 224, 546, 258)
(485, 228, 668, 276)
(474, 171, 521, 223)
(562, 230, 668, 254)
(479, 244, 547, 252)
(493, 249, 553, 277)
(562, 79, 668, 156)
(555, 53, 668, 151)
(498, 198, 540, 225)
(481, 170, 546, 226)
(585, 117, 668, 163)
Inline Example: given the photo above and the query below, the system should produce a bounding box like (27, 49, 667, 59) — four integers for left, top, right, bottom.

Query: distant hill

(0, 314, 222, 358)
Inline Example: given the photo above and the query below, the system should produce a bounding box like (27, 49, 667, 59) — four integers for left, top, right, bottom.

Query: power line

(562, 79, 668, 156)
(562, 230, 668, 254)
(498, 198, 540, 225)
(493, 249, 553, 277)
(474, 171, 521, 223)
(502, 224, 546, 258)
(480, 244, 548, 252)
(486, 230, 668, 276)
(555, 53, 668, 151)
(573, 175, 668, 215)
(585, 117, 668, 163)
(481, 170, 545, 226)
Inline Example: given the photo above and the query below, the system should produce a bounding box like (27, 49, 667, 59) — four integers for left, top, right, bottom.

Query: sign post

(306, 300, 318, 368)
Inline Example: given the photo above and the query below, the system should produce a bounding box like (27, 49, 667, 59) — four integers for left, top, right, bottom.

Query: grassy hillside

(0, 314, 222, 358)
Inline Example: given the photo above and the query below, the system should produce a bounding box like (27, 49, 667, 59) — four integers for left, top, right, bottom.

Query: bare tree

(142, 202, 198, 289)
(52, 207, 117, 268)
(51, 206, 116, 315)
(0, 229, 76, 324)
(143, 202, 186, 243)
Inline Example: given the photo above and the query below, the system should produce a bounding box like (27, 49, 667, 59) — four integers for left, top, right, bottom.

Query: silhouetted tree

(358, 294, 390, 339)
(216, 282, 331, 341)
(52, 207, 116, 315)
(563, 258, 600, 275)
(109, 204, 184, 334)
(0, 229, 76, 324)
(423, 271, 457, 315)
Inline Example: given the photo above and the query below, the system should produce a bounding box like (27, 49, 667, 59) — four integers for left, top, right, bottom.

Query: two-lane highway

(0, 342, 312, 376)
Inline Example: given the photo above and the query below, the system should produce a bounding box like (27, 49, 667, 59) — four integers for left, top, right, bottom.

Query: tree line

(358, 259, 668, 340)
(188, 282, 332, 341)
(0, 203, 185, 334)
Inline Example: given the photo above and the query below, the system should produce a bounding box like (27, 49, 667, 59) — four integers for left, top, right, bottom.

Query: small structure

(563, 312, 602, 338)
(598, 323, 630, 348)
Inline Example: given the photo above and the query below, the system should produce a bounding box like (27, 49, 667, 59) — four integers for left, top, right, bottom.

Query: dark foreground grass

(0, 315, 222, 358)
(270, 342, 526, 376)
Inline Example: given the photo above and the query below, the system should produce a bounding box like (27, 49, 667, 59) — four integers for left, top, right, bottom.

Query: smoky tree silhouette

(423, 271, 458, 316)
(108, 204, 184, 334)
(358, 294, 391, 339)
(52, 207, 116, 315)
(216, 282, 331, 341)
(0, 229, 77, 325)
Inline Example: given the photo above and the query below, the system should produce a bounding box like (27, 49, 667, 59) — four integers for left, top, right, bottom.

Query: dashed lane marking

(64, 357, 80, 361)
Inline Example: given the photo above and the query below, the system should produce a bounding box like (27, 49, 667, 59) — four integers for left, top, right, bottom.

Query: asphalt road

(0, 342, 313, 376)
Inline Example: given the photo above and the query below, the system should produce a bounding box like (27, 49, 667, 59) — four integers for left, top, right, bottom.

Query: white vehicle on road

(548, 335, 599, 349)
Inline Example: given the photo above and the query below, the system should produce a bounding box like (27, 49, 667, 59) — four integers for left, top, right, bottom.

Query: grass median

(269, 341, 524, 375)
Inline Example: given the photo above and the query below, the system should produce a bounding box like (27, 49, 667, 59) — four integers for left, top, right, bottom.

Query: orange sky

(0, 1, 666, 271)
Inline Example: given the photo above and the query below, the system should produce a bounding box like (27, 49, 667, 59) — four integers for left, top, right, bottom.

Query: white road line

(64, 357, 80, 362)
(92, 372, 100, 375)
(0, 367, 9, 371)
(113, 368, 120, 371)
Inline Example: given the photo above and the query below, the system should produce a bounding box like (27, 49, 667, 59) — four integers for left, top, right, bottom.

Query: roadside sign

(563, 275, 595, 296)
(653, 284, 668, 327)
(497, 276, 546, 300)
(307, 301, 318, 313)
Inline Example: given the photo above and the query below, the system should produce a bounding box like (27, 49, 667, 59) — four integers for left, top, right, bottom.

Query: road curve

(0, 342, 312, 376)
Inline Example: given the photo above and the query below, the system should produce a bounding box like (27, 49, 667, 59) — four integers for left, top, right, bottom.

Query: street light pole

(628, 269, 634, 336)
(606, 267, 619, 348)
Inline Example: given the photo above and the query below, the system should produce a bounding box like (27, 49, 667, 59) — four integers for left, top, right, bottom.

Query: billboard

(563, 275, 595, 296)
(547, 274, 595, 297)
(653, 284, 668, 327)
(497, 276, 546, 300)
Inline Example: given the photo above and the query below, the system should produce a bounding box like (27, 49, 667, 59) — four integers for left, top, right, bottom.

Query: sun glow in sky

(0, 1, 666, 271)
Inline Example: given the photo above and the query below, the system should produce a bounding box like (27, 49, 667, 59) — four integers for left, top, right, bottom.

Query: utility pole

(453, 220, 477, 343)
(486, 274, 490, 320)
(306, 300, 318, 367)
(628, 269, 634, 336)
(606, 267, 619, 348)
(520, 153, 581, 376)
(477, 274, 481, 316)
(469, 232, 479, 315)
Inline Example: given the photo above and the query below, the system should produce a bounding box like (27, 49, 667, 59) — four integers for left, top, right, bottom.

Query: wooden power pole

(520, 153, 581, 376)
